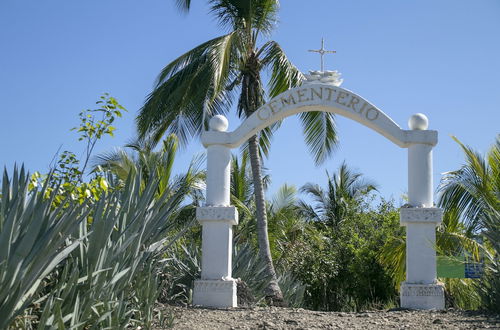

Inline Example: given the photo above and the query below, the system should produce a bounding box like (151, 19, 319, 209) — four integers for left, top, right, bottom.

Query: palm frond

(239, 121, 281, 159)
(299, 111, 338, 166)
(379, 235, 406, 287)
(259, 40, 304, 98)
(92, 148, 138, 180)
(174, 0, 192, 12)
(137, 33, 238, 146)
(271, 184, 297, 212)
(252, 0, 279, 36)
(438, 136, 499, 233)
(259, 41, 338, 165)
(258, 122, 280, 157)
(208, 0, 277, 35)
(231, 153, 253, 204)
(297, 200, 321, 222)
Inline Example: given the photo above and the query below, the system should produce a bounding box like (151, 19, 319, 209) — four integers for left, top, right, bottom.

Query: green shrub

(290, 199, 400, 311)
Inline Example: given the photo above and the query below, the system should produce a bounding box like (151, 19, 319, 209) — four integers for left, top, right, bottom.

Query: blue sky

(1, 0, 499, 202)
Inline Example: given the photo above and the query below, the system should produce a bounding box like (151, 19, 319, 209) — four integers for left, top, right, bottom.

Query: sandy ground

(156, 305, 500, 329)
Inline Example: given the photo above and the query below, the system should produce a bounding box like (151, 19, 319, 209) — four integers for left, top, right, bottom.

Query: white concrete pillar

(400, 113, 445, 310)
(408, 143, 433, 208)
(406, 143, 436, 283)
(193, 115, 238, 308)
(199, 207, 237, 280)
(206, 144, 231, 206)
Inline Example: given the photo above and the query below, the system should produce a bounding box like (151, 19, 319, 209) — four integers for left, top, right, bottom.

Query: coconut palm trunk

(240, 53, 283, 302)
(248, 134, 283, 301)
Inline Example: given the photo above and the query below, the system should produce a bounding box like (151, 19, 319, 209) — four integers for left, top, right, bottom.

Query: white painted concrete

(400, 208, 443, 223)
(400, 283, 445, 310)
(209, 114, 229, 132)
(400, 114, 445, 310)
(201, 84, 438, 149)
(405, 222, 438, 283)
(193, 116, 238, 308)
(303, 70, 343, 86)
(408, 113, 429, 131)
(197, 207, 238, 279)
(193, 205, 238, 307)
(205, 145, 231, 206)
(193, 280, 237, 308)
(408, 144, 433, 208)
(194, 81, 445, 310)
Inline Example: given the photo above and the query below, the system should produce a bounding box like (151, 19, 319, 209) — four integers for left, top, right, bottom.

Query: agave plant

(0, 166, 89, 329)
(34, 166, 198, 328)
(1, 162, 200, 329)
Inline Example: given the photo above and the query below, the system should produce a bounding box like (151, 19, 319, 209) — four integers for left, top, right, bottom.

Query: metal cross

(308, 38, 336, 72)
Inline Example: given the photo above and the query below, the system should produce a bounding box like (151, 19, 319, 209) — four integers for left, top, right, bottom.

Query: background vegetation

(1, 93, 499, 328)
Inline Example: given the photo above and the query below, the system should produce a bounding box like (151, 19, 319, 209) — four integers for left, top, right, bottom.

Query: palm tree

(438, 135, 500, 310)
(299, 162, 377, 232)
(438, 136, 500, 234)
(137, 0, 338, 302)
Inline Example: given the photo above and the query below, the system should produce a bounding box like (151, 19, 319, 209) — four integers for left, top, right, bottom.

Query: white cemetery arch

(193, 81, 445, 310)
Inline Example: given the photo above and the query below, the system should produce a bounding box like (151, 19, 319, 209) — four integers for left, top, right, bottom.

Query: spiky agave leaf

(0, 166, 89, 329)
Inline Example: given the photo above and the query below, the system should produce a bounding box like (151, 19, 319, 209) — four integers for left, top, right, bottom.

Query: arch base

(400, 282, 445, 310)
(193, 279, 237, 308)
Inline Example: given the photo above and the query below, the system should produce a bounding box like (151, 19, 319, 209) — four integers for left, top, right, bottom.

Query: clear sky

(1, 0, 499, 202)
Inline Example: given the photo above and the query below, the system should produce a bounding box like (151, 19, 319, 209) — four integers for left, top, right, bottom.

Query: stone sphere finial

(209, 115, 229, 132)
(408, 113, 429, 130)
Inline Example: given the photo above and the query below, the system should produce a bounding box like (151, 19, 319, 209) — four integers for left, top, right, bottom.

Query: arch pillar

(192, 116, 238, 308)
(400, 114, 445, 309)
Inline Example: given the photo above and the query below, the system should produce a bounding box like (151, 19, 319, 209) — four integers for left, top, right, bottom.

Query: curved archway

(202, 83, 437, 148)
(194, 82, 445, 311)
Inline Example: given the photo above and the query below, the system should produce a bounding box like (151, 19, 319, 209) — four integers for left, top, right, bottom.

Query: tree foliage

(291, 177, 400, 311)
(438, 136, 500, 312)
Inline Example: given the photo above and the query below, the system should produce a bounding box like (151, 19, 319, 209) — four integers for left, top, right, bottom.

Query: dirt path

(157, 306, 499, 329)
